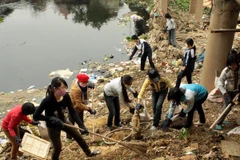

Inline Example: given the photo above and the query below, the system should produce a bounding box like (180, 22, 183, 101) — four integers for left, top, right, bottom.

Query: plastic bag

(139, 100, 152, 121)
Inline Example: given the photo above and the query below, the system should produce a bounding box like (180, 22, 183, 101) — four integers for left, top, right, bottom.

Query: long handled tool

(64, 123, 149, 160)
(91, 91, 95, 141)
(209, 93, 239, 130)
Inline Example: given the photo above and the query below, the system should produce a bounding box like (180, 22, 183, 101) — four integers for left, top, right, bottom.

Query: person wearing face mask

(1, 102, 38, 160)
(33, 77, 99, 160)
(216, 53, 240, 130)
(67, 73, 96, 138)
(104, 75, 138, 130)
(136, 68, 174, 130)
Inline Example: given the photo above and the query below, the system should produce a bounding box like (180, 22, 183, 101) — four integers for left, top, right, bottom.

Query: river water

(0, 0, 149, 92)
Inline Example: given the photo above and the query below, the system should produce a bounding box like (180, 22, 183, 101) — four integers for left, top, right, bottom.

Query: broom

(63, 123, 149, 160)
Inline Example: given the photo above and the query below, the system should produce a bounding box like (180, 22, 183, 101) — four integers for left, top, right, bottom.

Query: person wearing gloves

(129, 35, 155, 71)
(175, 38, 196, 88)
(68, 73, 96, 128)
(1, 102, 38, 160)
(136, 68, 174, 130)
(216, 53, 240, 130)
(130, 104, 144, 140)
(165, 84, 208, 129)
(33, 77, 99, 160)
(104, 75, 138, 130)
(164, 13, 176, 47)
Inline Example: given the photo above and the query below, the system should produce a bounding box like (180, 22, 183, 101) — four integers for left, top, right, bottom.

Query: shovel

(63, 123, 149, 160)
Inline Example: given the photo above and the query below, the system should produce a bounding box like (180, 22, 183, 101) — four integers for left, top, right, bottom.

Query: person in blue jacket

(163, 84, 208, 129)
(129, 35, 155, 71)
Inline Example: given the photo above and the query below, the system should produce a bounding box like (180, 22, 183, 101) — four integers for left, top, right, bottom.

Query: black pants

(104, 92, 120, 127)
(48, 121, 91, 160)
(67, 111, 84, 139)
(184, 93, 208, 128)
(141, 51, 155, 70)
(175, 69, 192, 88)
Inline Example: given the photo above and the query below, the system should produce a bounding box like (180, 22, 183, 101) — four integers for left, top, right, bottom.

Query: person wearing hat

(129, 35, 155, 71)
(68, 73, 96, 131)
(136, 68, 174, 130)
(2, 102, 38, 160)
(216, 53, 240, 130)
(104, 75, 138, 130)
(34, 77, 100, 159)
(165, 84, 208, 129)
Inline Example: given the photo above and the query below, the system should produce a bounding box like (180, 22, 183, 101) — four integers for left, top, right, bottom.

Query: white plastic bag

(139, 100, 152, 121)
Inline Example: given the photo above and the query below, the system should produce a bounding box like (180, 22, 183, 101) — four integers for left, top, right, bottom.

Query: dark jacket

(183, 46, 196, 72)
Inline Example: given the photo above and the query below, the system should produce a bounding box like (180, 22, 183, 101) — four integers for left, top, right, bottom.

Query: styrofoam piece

(20, 133, 50, 160)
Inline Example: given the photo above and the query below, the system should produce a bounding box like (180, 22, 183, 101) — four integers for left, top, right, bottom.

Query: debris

(49, 68, 73, 79)
(27, 85, 36, 90)
(221, 140, 240, 157)
(227, 126, 240, 135)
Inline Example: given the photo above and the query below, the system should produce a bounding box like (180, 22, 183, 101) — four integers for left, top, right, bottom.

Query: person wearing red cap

(67, 73, 96, 136)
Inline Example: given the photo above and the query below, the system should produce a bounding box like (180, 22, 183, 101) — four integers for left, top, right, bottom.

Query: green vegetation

(126, 36, 131, 42)
(179, 128, 189, 141)
(170, 0, 190, 12)
(0, 17, 3, 23)
(124, 0, 154, 11)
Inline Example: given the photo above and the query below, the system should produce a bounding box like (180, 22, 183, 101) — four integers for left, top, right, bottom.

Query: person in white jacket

(217, 52, 240, 130)
(104, 75, 138, 130)
(164, 13, 176, 47)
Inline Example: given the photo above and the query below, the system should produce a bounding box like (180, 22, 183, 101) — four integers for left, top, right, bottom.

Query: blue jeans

(104, 92, 121, 127)
(152, 88, 168, 127)
(168, 29, 176, 47)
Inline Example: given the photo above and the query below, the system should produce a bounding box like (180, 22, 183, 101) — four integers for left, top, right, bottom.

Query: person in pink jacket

(1, 102, 38, 160)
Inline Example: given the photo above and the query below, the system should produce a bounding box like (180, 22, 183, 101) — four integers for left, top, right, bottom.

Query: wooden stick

(209, 93, 239, 130)
(91, 91, 95, 141)
(211, 29, 240, 33)
(64, 123, 149, 160)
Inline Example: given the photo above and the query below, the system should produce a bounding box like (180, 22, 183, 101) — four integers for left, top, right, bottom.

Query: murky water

(0, 0, 143, 92)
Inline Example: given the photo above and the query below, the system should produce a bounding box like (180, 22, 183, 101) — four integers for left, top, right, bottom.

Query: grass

(179, 128, 189, 141)
(0, 17, 3, 23)
(170, 0, 190, 12)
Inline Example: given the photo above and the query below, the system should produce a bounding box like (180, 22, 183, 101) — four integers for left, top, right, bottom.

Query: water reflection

(54, 0, 121, 29)
(0, 0, 122, 29)
(26, 0, 47, 12)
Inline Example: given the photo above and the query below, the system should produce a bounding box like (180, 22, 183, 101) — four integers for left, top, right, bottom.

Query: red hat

(77, 73, 89, 83)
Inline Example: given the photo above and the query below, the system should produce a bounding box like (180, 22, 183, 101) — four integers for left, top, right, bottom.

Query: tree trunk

(189, 0, 196, 14)
(195, 0, 203, 21)
(160, 0, 168, 15)
(200, 0, 240, 92)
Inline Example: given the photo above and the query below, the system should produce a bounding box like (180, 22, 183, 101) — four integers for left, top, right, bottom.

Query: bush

(170, 0, 190, 12)
(0, 17, 3, 23)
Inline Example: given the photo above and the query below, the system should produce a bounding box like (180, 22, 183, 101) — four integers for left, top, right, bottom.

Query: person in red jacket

(1, 102, 38, 160)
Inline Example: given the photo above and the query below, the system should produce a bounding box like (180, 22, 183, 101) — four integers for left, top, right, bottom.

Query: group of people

(2, 12, 239, 160)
